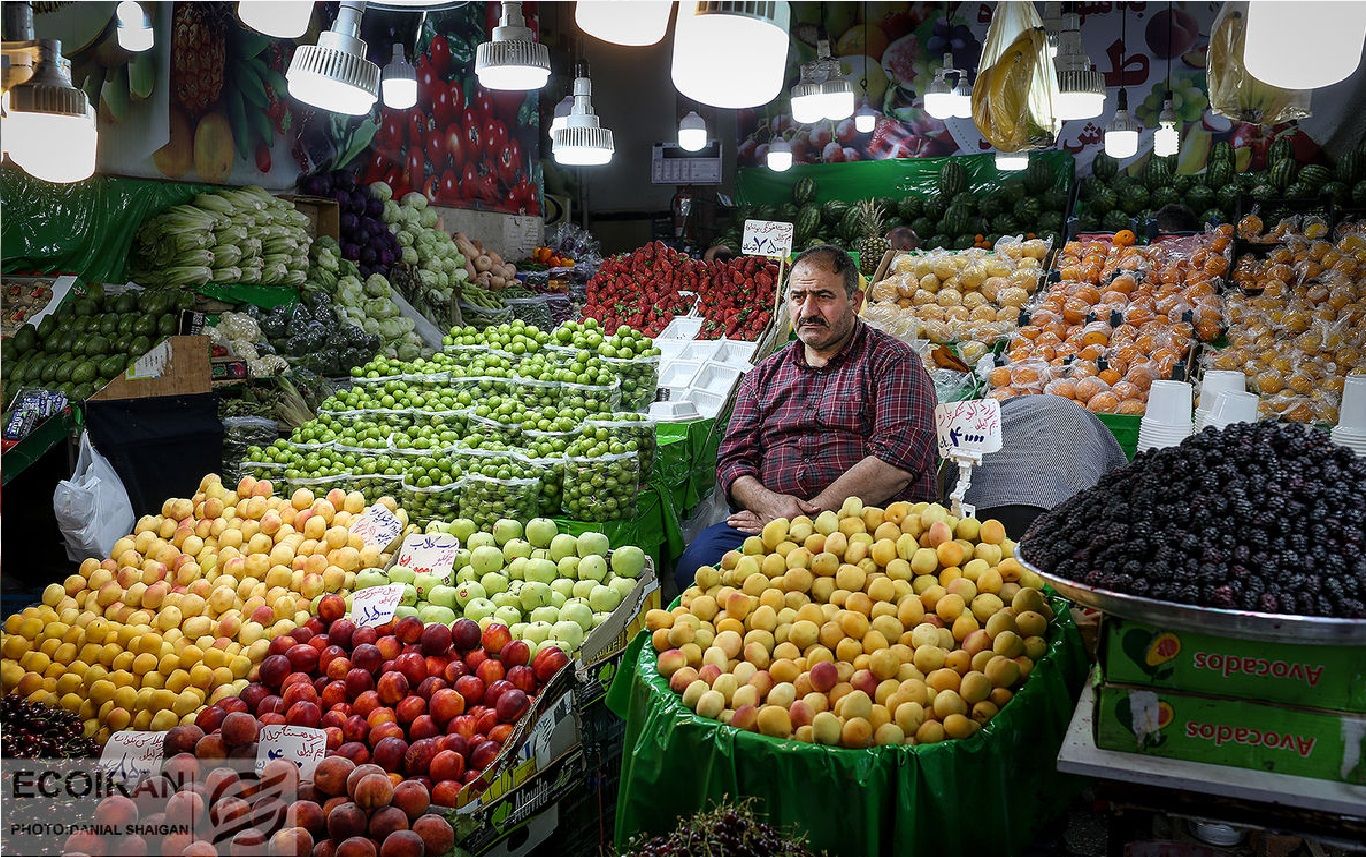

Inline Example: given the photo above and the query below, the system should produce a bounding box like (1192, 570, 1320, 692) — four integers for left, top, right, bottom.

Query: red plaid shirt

(716, 320, 938, 506)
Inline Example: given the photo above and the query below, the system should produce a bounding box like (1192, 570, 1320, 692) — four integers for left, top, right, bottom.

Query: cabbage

(400, 192, 428, 210)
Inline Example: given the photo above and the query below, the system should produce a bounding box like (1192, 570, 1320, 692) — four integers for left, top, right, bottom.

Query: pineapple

(855, 199, 888, 277)
(171, 2, 228, 117)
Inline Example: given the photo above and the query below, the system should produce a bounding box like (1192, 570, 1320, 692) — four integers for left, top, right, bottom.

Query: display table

(1, 407, 79, 486)
(606, 595, 1091, 857)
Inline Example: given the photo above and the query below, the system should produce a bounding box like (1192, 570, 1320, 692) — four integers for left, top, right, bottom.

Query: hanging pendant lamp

(672, 1, 791, 109)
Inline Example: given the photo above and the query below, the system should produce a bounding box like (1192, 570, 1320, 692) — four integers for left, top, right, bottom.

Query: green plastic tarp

(735, 150, 1074, 208)
(606, 594, 1089, 856)
(1, 167, 217, 282)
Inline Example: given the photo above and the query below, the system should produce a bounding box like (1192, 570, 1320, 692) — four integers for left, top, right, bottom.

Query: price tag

(741, 219, 794, 258)
(396, 532, 460, 580)
(127, 340, 172, 380)
(351, 506, 402, 550)
(350, 583, 404, 627)
(97, 731, 166, 784)
(935, 399, 1003, 458)
(255, 725, 328, 778)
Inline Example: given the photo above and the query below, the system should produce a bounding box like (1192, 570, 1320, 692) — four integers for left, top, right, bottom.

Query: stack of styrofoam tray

(677, 339, 722, 362)
(653, 339, 688, 364)
(648, 400, 701, 421)
(658, 315, 704, 340)
(712, 338, 757, 370)
(685, 362, 744, 418)
(659, 360, 702, 401)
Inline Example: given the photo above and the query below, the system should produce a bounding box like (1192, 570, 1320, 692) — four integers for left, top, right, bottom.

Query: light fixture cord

(1165, 1, 1173, 102)
(1118, 2, 1127, 114)
(861, 0, 869, 93)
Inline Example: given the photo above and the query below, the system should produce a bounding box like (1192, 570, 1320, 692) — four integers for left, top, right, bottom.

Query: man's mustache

(799, 318, 826, 327)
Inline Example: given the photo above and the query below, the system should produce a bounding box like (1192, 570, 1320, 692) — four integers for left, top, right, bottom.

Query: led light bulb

(576, 0, 672, 47)
(287, 1, 380, 115)
(996, 151, 1028, 171)
(238, 1, 313, 39)
(476, 1, 551, 91)
(1153, 97, 1179, 157)
(1104, 89, 1139, 159)
(672, 0, 791, 109)
(1244, 0, 1366, 90)
(382, 45, 417, 110)
(116, 1, 153, 52)
(853, 104, 877, 133)
(767, 138, 792, 171)
(552, 69, 614, 165)
(4, 40, 98, 184)
(678, 111, 707, 151)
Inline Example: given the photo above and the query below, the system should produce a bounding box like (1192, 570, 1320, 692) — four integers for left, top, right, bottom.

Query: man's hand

(755, 493, 807, 525)
(727, 510, 762, 534)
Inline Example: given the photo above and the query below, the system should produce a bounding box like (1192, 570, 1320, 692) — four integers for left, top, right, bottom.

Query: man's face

(788, 260, 863, 352)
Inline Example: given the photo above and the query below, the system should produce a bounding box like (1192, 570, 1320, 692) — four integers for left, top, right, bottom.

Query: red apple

(454, 676, 484, 708)
(403, 737, 439, 776)
(408, 715, 439, 741)
(393, 653, 427, 687)
(376, 673, 409, 706)
(498, 640, 530, 668)
(372, 736, 408, 773)
(494, 689, 529, 723)
(443, 660, 468, 683)
(505, 666, 537, 695)
(532, 645, 569, 682)
(480, 624, 512, 654)
(317, 594, 346, 623)
(376, 636, 402, 661)
(469, 740, 500, 772)
(429, 689, 464, 725)
(335, 742, 370, 765)
(351, 644, 383, 674)
(450, 619, 481, 652)
(394, 696, 425, 725)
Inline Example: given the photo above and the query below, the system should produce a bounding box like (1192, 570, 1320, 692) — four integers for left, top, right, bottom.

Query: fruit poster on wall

(736, 2, 1361, 173)
(356, 4, 542, 216)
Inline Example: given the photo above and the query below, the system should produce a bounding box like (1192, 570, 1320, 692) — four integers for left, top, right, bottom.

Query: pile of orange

(1210, 221, 1365, 424)
(988, 228, 1231, 414)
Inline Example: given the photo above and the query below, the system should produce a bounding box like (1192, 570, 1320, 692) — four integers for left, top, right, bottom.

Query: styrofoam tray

(653, 339, 687, 363)
(658, 315, 704, 340)
(648, 400, 701, 421)
(714, 338, 757, 363)
(659, 359, 702, 388)
(688, 388, 728, 418)
(677, 340, 722, 363)
(692, 361, 742, 395)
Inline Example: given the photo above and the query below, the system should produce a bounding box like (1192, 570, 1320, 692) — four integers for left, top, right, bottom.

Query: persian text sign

(742, 219, 794, 258)
(935, 399, 1003, 458)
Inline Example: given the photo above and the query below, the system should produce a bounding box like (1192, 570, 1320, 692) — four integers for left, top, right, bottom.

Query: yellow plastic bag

(971, 1, 1060, 153)
(1208, 2, 1311, 124)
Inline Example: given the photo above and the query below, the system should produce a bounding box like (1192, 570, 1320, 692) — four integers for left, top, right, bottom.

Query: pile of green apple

(349, 517, 649, 655)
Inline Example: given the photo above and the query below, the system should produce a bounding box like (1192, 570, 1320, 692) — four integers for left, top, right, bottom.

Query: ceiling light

(766, 138, 792, 171)
(1104, 88, 1139, 159)
(678, 110, 706, 151)
(996, 151, 1028, 171)
(949, 79, 973, 119)
(672, 0, 790, 109)
(820, 75, 854, 121)
(381, 45, 416, 109)
(853, 103, 877, 133)
(922, 53, 957, 120)
(791, 40, 853, 121)
(1244, 1, 1366, 90)
(1054, 12, 1104, 120)
(476, 1, 551, 91)
(552, 67, 613, 166)
(3, 39, 97, 183)
(1153, 96, 1179, 157)
(790, 62, 825, 124)
(287, 1, 380, 115)
(116, 1, 153, 52)
(238, 1, 313, 39)
(576, 0, 672, 47)
(549, 94, 573, 139)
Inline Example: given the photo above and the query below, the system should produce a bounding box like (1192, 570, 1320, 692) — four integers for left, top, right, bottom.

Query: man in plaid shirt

(675, 245, 938, 589)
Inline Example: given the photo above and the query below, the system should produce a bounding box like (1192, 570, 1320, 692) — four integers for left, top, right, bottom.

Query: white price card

(396, 532, 460, 581)
(741, 219, 794, 258)
(935, 399, 1004, 458)
(350, 583, 404, 627)
(97, 730, 166, 784)
(255, 725, 328, 778)
(351, 505, 402, 550)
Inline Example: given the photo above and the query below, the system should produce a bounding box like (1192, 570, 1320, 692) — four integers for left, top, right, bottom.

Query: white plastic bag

(54, 433, 135, 562)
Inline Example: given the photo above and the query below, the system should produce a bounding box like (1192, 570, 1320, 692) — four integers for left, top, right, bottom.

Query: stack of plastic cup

(1331, 375, 1366, 456)
(1204, 390, 1260, 430)
(1138, 380, 1193, 451)
(1195, 371, 1246, 430)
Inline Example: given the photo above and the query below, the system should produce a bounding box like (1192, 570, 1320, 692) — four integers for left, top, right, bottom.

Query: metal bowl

(1015, 546, 1366, 645)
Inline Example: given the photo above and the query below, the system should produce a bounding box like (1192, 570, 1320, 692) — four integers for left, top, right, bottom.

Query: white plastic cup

(1206, 390, 1260, 428)
(1143, 380, 1194, 427)
(1198, 371, 1246, 409)
(1339, 375, 1366, 431)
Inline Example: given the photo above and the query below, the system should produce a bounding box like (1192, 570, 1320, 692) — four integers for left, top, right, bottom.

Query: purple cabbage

(366, 197, 384, 218)
(340, 213, 359, 232)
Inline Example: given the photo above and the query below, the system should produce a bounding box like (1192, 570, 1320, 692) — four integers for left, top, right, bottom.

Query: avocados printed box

(1100, 617, 1366, 713)
(1094, 682, 1366, 784)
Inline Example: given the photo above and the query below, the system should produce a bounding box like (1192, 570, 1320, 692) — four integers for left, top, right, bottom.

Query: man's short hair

(791, 244, 859, 297)
(1154, 203, 1198, 233)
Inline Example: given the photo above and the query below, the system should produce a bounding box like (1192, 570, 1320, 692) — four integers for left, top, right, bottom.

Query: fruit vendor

(675, 245, 938, 589)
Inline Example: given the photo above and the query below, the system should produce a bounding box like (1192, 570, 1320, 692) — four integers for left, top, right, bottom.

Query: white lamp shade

(923, 89, 955, 120)
(790, 92, 824, 124)
(116, 1, 153, 51)
(238, 1, 313, 39)
(288, 68, 377, 115)
(854, 109, 876, 133)
(821, 87, 854, 121)
(382, 77, 417, 109)
(1104, 128, 1139, 159)
(678, 111, 707, 150)
(995, 151, 1028, 171)
(767, 140, 792, 171)
(554, 145, 613, 165)
(6, 108, 97, 183)
(1054, 90, 1104, 120)
(576, 0, 672, 46)
(948, 87, 973, 119)
(1244, 1, 1366, 89)
(477, 64, 550, 91)
(672, 1, 790, 109)
(1153, 124, 1180, 157)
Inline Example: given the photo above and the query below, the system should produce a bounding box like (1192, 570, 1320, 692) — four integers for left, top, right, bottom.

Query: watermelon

(1042, 178, 1070, 211)
(792, 177, 816, 204)
(930, 233, 952, 249)
(1078, 213, 1100, 231)
(954, 234, 976, 250)
(1250, 183, 1276, 202)
(755, 205, 776, 220)
(1024, 158, 1052, 194)
(922, 191, 948, 220)
(1119, 184, 1150, 215)
(1269, 158, 1297, 190)
(1002, 182, 1026, 203)
(1336, 151, 1360, 185)
(1235, 171, 1259, 190)
(1013, 196, 1041, 223)
(910, 216, 933, 236)
(978, 191, 1007, 217)
(1269, 137, 1295, 164)
(1089, 186, 1117, 216)
(1216, 184, 1240, 211)
(1210, 141, 1234, 164)
(1092, 152, 1119, 181)
(990, 213, 1019, 234)
(1285, 182, 1314, 200)
(897, 196, 923, 221)
(778, 203, 799, 221)
(1150, 186, 1180, 209)
(1145, 156, 1172, 190)
(1200, 208, 1226, 226)
(944, 203, 974, 234)
(1205, 161, 1234, 189)
(1186, 184, 1215, 212)
(1298, 164, 1331, 190)
(1102, 210, 1131, 232)
(1323, 181, 1349, 205)
(1077, 177, 1100, 202)
(822, 200, 850, 226)
(938, 160, 967, 197)
(796, 205, 821, 237)
(1038, 211, 1063, 233)
(1172, 174, 1193, 195)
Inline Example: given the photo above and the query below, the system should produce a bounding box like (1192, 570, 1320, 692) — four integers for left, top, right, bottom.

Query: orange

(1117, 398, 1147, 415)
(1087, 392, 1121, 413)
(1074, 376, 1109, 402)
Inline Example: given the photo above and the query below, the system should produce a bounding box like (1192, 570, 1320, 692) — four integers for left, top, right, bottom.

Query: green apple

(492, 518, 523, 546)
(470, 545, 504, 576)
(448, 518, 478, 541)
(549, 590, 567, 609)
(523, 621, 553, 644)
(428, 584, 458, 609)
(418, 605, 456, 624)
(519, 581, 552, 611)
(454, 581, 486, 606)
(531, 549, 550, 560)
(550, 578, 576, 598)
(524, 558, 558, 585)
(552, 620, 586, 650)
(395, 605, 419, 619)
(572, 579, 596, 599)
(610, 545, 646, 579)
(577, 555, 608, 582)
(400, 584, 418, 607)
(343, 593, 354, 610)
(588, 584, 622, 612)
(559, 601, 594, 631)
(491, 591, 520, 610)
(456, 567, 478, 584)
(549, 534, 579, 562)
(388, 566, 416, 584)
(424, 521, 446, 535)
(452, 549, 471, 571)
(557, 556, 580, 578)
(480, 572, 510, 596)
(476, 615, 496, 631)
(511, 621, 528, 640)
(530, 605, 559, 624)
(502, 539, 533, 561)
(506, 557, 528, 581)
(494, 605, 522, 626)
(526, 518, 558, 548)
(609, 576, 637, 601)
(464, 597, 496, 622)
(592, 611, 612, 627)
(414, 573, 443, 600)
(468, 532, 496, 550)
(576, 531, 610, 559)
(355, 569, 388, 589)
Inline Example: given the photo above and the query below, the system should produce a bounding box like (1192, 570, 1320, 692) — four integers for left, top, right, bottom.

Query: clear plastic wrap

(511, 377, 561, 409)
(562, 451, 640, 521)
(970, 2, 1060, 153)
(584, 416, 658, 480)
(502, 295, 553, 329)
(460, 473, 541, 529)
(601, 354, 661, 412)
(560, 376, 621, 416)
(400, 479, 461, 528)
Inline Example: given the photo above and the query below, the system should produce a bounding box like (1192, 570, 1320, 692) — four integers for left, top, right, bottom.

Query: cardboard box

(1101, 616, 1366, 713)
(1094, 681, 1366, 784)
(278, 194, 340, 243)
(90, 336, 211, 401)
(574, 557, 661, 709)
(474, 801, 560, 857)
(450, 748, 583, 854)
